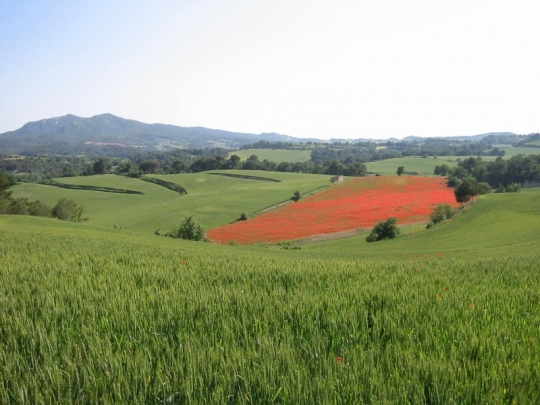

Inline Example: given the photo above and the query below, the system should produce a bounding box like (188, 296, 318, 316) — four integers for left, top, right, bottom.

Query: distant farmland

(232, 148, 312, 162)
(208, 176, 459, 244)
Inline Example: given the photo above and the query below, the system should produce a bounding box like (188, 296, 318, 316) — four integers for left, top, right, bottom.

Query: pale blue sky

(1, 0, 539, 139)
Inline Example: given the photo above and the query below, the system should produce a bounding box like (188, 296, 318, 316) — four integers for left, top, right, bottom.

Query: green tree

(169, 215, 206, 241)
(397, 166, 405, 176)
(505, 182, 521, 193)
(366, 217, 400, 242)
(292, 190, 301, 202)
(429, 203, 456, 225)
(239, 212, 248, 221)
(52, 198, 84, 222)
(434, 164, 450, 176)
(29, 200, 52, 217)
(227, 155, 241, 169)
(0, 170, 13, 192)
(93, 158, 112, 175)
(454, 177, 490, 203)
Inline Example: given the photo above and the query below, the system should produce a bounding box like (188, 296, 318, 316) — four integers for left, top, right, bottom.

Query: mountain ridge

(0, 113, 520, 156)
(0, 113, 302, 155)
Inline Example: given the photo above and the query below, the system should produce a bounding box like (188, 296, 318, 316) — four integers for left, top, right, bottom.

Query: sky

(1, 0, 539, 140)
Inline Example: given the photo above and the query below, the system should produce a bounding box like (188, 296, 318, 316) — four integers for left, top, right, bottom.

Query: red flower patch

(208, 176, 459, 244)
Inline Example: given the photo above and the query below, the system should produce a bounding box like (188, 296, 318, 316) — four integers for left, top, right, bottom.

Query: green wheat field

(1, 175, 539, 404)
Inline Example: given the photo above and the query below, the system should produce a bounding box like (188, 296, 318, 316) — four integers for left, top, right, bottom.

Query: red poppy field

(207, 176, 459, 244)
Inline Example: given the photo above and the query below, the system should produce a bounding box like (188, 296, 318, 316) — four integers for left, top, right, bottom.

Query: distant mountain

(0, 113, 305, 155)
(0, 113, 521, 156)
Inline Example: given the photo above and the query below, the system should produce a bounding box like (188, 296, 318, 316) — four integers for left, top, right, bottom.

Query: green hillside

(299, 188, 540, 260)
(497, 145, 540, 157)
(9, 171, 331, 232)
(1, 187, 539, 403)
(365, 157, 459, 175)
(233, 148, 312, 162)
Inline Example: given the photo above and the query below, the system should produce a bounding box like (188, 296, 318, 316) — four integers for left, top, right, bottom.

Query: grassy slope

(498, 146, 540, 157)
(233, 148, 312, 162)
(298, 188, 540, 261)
(9, 171, 331, 232)
(1, 188, 539, 403)
(365, 157, 459, 175)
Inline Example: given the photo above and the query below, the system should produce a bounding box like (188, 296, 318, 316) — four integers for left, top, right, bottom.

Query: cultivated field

(232, 148, 312, 162)
(9, 171, 331, 232)
(208, 176, 459, 244)
(1, 187, 539, 403)
(365, 157, 459, 176)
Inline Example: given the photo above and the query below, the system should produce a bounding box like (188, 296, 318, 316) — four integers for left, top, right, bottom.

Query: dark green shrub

(52, 198, 84, 222)
(291, 190, 301, 202)
(429, 204, 456, 225)
(366, 217, 400, 242)
(169, 215, 206, 241)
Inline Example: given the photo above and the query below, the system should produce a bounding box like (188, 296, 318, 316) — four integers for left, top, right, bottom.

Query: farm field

(9, 171, 330, 232)
(208, 176, 459, 244)
(232, 148, 312, 162)
(365, 157, 459, 175)
(497, 145, 540, 158)
(1, 186, 540, 403)
(298, 188, 540, 260)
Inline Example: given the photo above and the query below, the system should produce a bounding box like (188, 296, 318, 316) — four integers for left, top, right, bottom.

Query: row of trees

(433, 154, 540, 203)
(114, 154, 368, 177)
(436, 155, 540, 189)
(0, 171, 85, 221)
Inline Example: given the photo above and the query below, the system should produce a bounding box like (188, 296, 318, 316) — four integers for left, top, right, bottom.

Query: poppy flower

(208, 176, 459, 244)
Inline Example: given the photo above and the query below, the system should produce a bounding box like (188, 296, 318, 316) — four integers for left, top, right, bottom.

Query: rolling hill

(0, 113, 301, 155)
(9, 171, 331, 232)
(1, 184, 539, 403)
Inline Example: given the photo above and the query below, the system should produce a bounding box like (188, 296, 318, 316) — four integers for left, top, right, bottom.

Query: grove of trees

(0, 170, 85, 220)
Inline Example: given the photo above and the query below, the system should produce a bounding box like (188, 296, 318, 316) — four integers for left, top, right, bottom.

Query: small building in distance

(330, 175, 344, 183)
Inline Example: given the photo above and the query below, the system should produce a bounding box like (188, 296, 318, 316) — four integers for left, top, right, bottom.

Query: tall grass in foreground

(1, 218, 539, 404)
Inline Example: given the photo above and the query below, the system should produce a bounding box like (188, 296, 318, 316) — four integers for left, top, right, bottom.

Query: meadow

(9, 171, 330, 232)
(232, 148, 312, 162)
(365, 157, 459, 176)
(496, 146, 540, 158)
(1, 187, 540, 403)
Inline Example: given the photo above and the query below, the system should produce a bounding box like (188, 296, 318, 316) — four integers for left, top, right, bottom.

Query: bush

(291, 190, 301, 202)
(52, 198, 85, 222)
(239, 212, 248, 221)
(169, 215, 206, 241)
(429, 204, 456, 225)
(454, 177, 485, 203)
(505, 183, 521, 193)
(366, 217, 400, 242)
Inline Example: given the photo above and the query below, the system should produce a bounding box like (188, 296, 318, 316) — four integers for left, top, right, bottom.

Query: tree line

(433, 154, 540, 203)
(0, 170, 85, 220)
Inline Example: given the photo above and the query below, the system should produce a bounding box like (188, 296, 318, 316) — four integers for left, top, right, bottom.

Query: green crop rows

(2, 172, 540, 403)
(1, 186, 540, 403)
